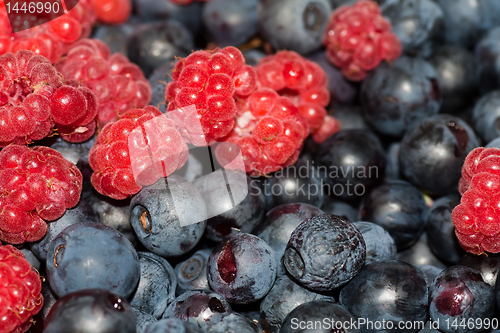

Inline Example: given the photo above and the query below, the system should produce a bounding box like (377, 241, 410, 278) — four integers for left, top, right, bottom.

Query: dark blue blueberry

(46, 222, 141, 298)
(396, 232, 448, 269)
(340, 260, 428, 333)
(49, 135, 97, 166)
(145, 318, 202, 333)
(30, 199, 98, 261)
(385, 142, 401, 181)
(207, 313, 259, 333)
(459, 254, 500, 288)
(315, 129, 386, 201)
(284, 214, 366, 291)
(321, 196, 358, 222)
(280, 300, 359, 333)
(426, 194, 466, 264)
(148, 62, 174, 113)
(43, 289, 136, 333)
(472, 90, 500, 143)
(360, 56, 441, 138)
(329, 104, 370, 131)
(175, 249, 211, 295)
(486, 137, 500, 148)
(208, 233, 277, 304)
(40, 282, 58, 321)
(130, 176, 207, 257)
(257, 0, 332, 55)
(429, 44, 477, 114)
(19, 247, 40, 270)
(429, 265, 495, 333)
(359, 180, 428, 250)
(418, 265, 445, 287)
(381, 0, 443, 57)
(353, 221, 397, 264)
(130, 252, 177, 318)
(260, 275, 335, 333)
(202, 0, 258, 47)
(133, 308, 158, 333)
(128, 21, 194, 77)
(254, 203, 324, 276)
(475, 27, 500, 94)
(162, 290, 232, 330)
(92, 20, 138, 56)
(399, 114, 479, 196)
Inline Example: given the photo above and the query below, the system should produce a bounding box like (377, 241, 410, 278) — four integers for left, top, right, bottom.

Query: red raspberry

(452, 147, 500, 254)
(0, 244, 43, 333)
(165, 47, 254, 146)
(57, 38, 152, 127)
(0, 145, 82, 244)
(0, 50, 97, 147)
(323, 0, 402, 81)
(93, 0, 132, 24)
(89, 106, 188, 200)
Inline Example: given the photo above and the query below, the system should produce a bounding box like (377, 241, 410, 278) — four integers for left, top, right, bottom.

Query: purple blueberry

(284, 214, 366, 291)
(353, 221, 397, 264)
(459, 254, 500, 288)
(175, 249, 212, 295)
(145, 318, 202, 333)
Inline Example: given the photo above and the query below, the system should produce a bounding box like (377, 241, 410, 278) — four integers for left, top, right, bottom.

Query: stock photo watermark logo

(127, 104, 249, 227)
(3, 0, 79, 32)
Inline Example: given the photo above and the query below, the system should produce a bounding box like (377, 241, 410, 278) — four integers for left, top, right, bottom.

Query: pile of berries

(323, 0, 402, 81)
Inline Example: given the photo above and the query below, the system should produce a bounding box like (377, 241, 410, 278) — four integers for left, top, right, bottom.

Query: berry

(0, 144, 82, 244)
(323, 0, 402, 81)
(89, 106, 188, 200)
(0, 244, 43, 333)
(93, 0, 132, 24)
(452, 147, 500, 254)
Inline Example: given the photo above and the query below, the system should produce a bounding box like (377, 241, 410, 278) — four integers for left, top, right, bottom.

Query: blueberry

(130, 252, 177, 318)
(284, 214, 366, 291)
(381, 0, 443, 57)
(207, 313, 259, 333)
(399, 114, 479, 196)
(429, 44, 477, 113)
(202, 0, 258, 47)
(418, 265, 445, 287)
(92, 20, 138, 56)
(280, 300, 359, 333)
(472, 90, 500, 143)
(46, 222, 141, 298)
(242, 49, 266, 67)
(475, 27, 500, 94)
(133, 308, 158, 333)
(162, 290, 232, 330)
(254, 203, 324, 276)
(128, 21, 194, 77)
(321, 196, 358, 222)
(459, 254, 500, 288)
(396, 232, 447, 269)
(49, 135, 97, 166)
(359, 180, 428, 250)
(19, 247, 40, 271)
(145, 318, 202, 333)
(329, 104, 370, 131)
(175, 249, 211, 295)
(148, 62, 174, 113)
(429, 265, 495, 333)
(43, 289, 136, 333)
(385, 142, 401, 181)
(260, 275, 335, 333)
(258, 0, 332, 55)
(30, 199, 98, 261)
(426, 194, 466, 264)
(130, 176, 207, 257)
(315, 129, 386, 201)
(353, 221, 397, 265)
(486, 137, 500, 148)
(360, 56, 441, 138)
(208, 233, 277, 304)
(40, 282, 58, 321)
(340, 260, 428, 333)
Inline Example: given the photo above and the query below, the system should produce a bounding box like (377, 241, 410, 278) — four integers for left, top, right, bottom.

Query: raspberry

(0, 50, 97, 147)
(0, 145, 82, 244)
(57, 39, 152, 127)
(93, 0, 132, 24)
(0, 244, 43, 333)
(89, 106, 188, 200)
(452, 147, 500, 254)
(165, 47, 252, 146)
(322, 0, 402, 81)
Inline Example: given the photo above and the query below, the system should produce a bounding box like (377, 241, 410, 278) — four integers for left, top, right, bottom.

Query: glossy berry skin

(175, 249, 212, 295)
(162, 290, 232, 331)
(315, 129, 386, 201)
(460, 254, 500, 288)
(340, 260, 428, 333)
(399, 114, 479, 196)
(426, 195, 465, 265)
(93, 0, 132, 24)
(0, 245, 43, 333)
(359, 180, 428, 250)
(360, 56, 441, 138)
(43, 289, 136, 333)
(46, 222, 140, 298)
(475, 27, 500, 95)
(258, 0, 332, 55)
(208, 233, 277, 304)
(284, 214, 366, 291)
(130, 252, 177, 319)
(429, 266, 495, 333)
(145, 318, 202, 333)
(385, 142, 401, 181)
(280, 300, 358, 333)
(353, 221, 396, 265)
(254, 203, 324, 276)
(130, 176, 207, 257)
(472, 91, 500, 143)
(260, 275, 335, 333)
